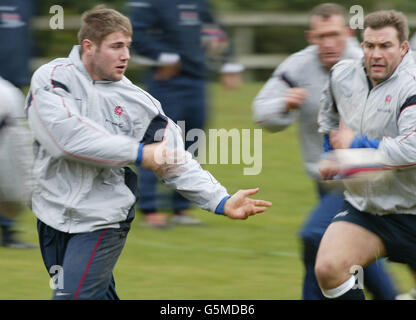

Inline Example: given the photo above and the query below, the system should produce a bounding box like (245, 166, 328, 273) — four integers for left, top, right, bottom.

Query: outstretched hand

(224, 188, 272, 219)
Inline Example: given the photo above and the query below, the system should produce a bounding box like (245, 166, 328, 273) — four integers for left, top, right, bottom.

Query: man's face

(88, 31, 131, 81)
(362, 26, 408, 86)
(307, 14, 349, 70)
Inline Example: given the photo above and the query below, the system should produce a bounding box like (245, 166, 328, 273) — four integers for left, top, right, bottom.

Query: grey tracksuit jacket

(0, 76, 33, 203)
(26, 46, 228, 233)
(252, 40, 363, 180)
(318, 51, 416, 215)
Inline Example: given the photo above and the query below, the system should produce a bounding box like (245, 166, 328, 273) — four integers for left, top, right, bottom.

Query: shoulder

(31, 57, 73, 85)
(330, 59, 360, 82)
(273, 45, 320, 77)
(397, 63, 416, 105)
(118, 77, 164, 113)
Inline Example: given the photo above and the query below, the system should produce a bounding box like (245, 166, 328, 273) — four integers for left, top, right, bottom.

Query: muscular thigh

(317, 221, 387, 270)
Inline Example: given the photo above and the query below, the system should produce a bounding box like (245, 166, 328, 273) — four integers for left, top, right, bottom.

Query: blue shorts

(37, 219, 130, 300)
(332, 201, 416, 270)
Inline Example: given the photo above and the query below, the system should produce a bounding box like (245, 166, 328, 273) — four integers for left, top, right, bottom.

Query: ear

(400, 40, 409, 57)
(81, 39, 95, 56)
(305, 30, 315, 45)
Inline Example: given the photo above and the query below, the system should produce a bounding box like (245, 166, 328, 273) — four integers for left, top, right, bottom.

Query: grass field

(0, 82, 413, 300)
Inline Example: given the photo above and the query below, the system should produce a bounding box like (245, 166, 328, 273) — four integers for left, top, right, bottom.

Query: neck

(81, 53, 100, 81)
(323, 61, 335, 72)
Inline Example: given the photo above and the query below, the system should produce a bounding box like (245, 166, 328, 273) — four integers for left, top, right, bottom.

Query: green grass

(0, 82, 413, 299)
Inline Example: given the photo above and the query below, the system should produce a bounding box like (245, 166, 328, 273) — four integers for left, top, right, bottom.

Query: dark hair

(363, 10, 409, 43)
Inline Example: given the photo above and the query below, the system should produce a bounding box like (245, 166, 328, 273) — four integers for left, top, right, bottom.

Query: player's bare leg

(315, 221, 387, 297)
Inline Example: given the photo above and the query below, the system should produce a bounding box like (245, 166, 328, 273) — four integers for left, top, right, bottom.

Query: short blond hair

(77, 6, 132, 48)
(363, 10, 409, 43)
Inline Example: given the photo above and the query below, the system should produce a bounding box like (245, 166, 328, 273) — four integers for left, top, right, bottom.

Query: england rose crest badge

(113, 106, 123, 121)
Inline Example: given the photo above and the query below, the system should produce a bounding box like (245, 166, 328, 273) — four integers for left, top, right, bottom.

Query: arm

(253, 64, 306, 132)
(140, 112, 271, 217)
(317, 76, 340, 137)
(26, 64, 140, 168)
(379, 97, 416, 166)
(127, 0, 179, 64)
(199, 0, 244, 90)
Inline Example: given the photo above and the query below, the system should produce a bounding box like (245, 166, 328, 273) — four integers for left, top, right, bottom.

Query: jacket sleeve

(378, 94, 416, 166)
(317, 76, 340, 135)
(128, 0, 178, 61)
(164, 119, 230, 213)
(252, 62, 299, 132)
(140, 110, 229, 213)
(26, 64, 139, 168)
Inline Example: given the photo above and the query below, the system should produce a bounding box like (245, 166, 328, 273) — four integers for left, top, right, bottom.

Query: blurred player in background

(316, 10, 416, 300)
(0, 0, 37, 248)
(0, 77, 34, 246)
(253, 3, 398, 299)
(27, 7, 270, 299)
(127, 0, 243, 228)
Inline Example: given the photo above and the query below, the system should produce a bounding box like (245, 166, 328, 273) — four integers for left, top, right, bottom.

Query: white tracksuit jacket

(0, 76, 33, 204)
(26, 46, 228, 233)
(318, 51, 416, 215)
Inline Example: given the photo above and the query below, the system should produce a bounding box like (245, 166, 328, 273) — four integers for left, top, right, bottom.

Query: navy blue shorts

(38, 219, 131, 300)
(332, 201, 416, 270)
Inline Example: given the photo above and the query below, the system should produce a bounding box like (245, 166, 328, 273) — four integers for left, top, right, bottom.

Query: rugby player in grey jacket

(0, 77, 33, 218)
(316, 10, 416, 300)
(252, 3, 397, 299)
(26, 7, 271, 300)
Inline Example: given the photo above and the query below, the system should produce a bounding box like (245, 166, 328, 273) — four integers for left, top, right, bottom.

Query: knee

(314, 257, 345, 290)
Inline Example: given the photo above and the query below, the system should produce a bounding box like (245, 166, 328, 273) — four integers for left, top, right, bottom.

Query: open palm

(224, 188, 272, 219)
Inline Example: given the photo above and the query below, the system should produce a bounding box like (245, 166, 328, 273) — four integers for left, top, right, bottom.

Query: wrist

(215, 195, 231, 215)
(136, 143, 145, 166)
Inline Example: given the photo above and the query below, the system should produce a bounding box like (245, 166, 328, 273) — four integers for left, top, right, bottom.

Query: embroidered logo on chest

(377, 95, 393, 113)
(113, 106, 123, 121)
(105, 105, 132, 133)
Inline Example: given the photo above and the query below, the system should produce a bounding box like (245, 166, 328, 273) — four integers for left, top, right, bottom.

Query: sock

(321, 275, 365, 300)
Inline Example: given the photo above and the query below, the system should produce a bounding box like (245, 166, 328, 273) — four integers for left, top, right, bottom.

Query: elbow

(252, 112, 288, 132)
(255, 120, 287, 132)
(252, 101, 290, 132)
